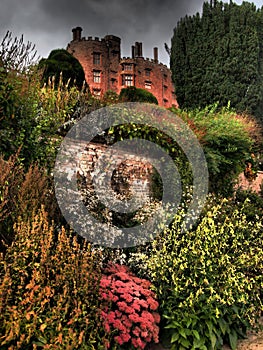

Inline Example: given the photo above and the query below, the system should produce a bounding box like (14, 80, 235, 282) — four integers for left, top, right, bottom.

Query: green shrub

(170, 104, 258, 195)
(234, 189, 263, 221)
(101, 90, 119, 105)
(0, 32, 93, 168)
(130, 199, 263, 349)
(38, 49, 86, 90)
(0, 208, 105, 349)
(119, 86, 158, 104)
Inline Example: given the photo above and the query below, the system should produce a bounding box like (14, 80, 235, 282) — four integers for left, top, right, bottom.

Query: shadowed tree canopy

(170, 0, 263, 126)
(119, 86, 158, 104)
(39, 49, 86, 89)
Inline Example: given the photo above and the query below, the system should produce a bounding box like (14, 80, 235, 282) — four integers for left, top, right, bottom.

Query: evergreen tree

(38, 49, 86, 89)
(171, 1, 263, 125)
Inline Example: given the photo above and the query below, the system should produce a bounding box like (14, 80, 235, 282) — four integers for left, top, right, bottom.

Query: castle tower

(67, 28, 178, 108)
(72, 27, 82, 41)
(67, 29, 121, 96)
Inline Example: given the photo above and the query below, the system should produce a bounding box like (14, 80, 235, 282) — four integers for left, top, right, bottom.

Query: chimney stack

(138, 42, 143, 57)
(133, 42, 143, 57)
(72, 27, 82, 41)
(132, 45, 135, 58)
(153, 47, 158, 63)
(135, 42, 139, 57)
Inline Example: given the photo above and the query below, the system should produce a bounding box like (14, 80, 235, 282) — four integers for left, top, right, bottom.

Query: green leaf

(179, 328, 187, 339)
(218, 319, 227, 335)
(165, 320, 181, 328)
(171, 332, 180, 343)
(210, 332, 217, 349)
(193, 330, 200, 340)
(229, 331, 238, 350)
(205, 320, 213, 335)
(186, 319, 192, 328)
(193, 337, 205, 349)
(181, 338, 191, 348)
(38, 336, 47, 344)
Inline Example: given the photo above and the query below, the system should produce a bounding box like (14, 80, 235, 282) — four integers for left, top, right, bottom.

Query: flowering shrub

(99, 263, 160, 349)
(130, 198, 263, 349)
(0, 208, 106, 349)
(0, 153, 57, 250)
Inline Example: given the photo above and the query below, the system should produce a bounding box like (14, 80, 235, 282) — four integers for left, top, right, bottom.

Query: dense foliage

(170, 0, 263, 125)
(109, 103, 256, 196)
(38, 49, 86, 89)
(119, 86, 158, 104)
(0, 209, 106, 350)
(129, 196, 263, 350)
(1, 30, 263, 350)
(0, 153, 57, 248)
(171, 104, 258, 195)
(0, 34, 96, 168)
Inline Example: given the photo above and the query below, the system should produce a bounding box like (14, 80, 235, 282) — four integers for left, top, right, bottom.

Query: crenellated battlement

(68, 27, 178, 108)
(72, 28, 121, 44)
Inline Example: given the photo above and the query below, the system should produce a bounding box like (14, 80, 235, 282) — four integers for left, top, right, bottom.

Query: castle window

(145, 81, 152, 89)
(112, 50, 120, 56)
(93, 53, 101, 65)
(123, 74, 133, 86)
(145, 68, 151, 77)
(123, 64, 133, 71)
(93, 70, 101, 83)
(163, 73, 167, 81)
(111, 77, 117, 85)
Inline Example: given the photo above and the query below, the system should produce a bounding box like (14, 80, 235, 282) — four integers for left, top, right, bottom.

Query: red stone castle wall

(67, 27, 178, 108)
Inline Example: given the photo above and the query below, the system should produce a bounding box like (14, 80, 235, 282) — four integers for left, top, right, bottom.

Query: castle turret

(72, 27, 82, 41)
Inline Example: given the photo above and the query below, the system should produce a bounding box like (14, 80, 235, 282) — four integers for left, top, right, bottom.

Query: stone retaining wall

(79, 142, 153, 197)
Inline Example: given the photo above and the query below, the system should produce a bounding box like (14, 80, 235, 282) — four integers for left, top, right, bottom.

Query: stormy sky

(0, 0, 262, 67)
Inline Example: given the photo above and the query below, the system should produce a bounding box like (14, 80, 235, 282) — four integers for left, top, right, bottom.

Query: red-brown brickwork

(67, 27, 178, 108)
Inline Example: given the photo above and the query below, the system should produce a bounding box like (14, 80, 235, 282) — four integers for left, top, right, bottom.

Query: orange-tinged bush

(0, 152, 58, 249)
(0, 208, 105, 349)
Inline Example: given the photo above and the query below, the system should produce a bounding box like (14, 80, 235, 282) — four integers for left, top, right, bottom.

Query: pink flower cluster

(99, 263, 160, 349)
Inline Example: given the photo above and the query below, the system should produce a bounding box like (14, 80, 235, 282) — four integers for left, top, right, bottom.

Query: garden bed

(223, 323, 263, 350)
(148, 319, 263, 350)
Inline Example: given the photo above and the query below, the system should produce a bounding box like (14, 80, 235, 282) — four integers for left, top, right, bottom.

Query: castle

(67, 27, 178, 108)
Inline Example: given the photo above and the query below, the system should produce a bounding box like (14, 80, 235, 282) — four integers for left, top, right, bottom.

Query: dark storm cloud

(0, 0, 204, 65)
(35, 0, 203, 64)
(37, 0, 200, 37)
(2, 0, 260, 66)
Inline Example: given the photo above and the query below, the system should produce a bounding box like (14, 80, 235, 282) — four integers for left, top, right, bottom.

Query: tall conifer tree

(171, 1, 263, 125)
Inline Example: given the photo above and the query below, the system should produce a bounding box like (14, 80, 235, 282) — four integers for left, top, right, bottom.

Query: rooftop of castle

(70, 27, 169, 68)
